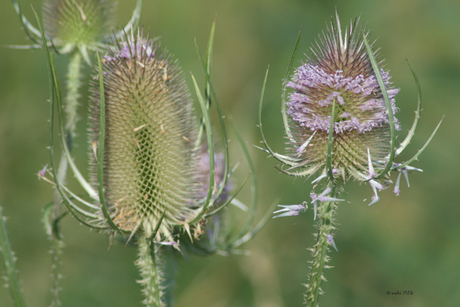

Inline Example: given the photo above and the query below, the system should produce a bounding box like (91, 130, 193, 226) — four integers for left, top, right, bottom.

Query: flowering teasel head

(286, 16, 400, 183)
(260, 13, 442, 208)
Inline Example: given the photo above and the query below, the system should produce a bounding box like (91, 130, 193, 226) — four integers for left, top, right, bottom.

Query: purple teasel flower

(259, 11, 442, 306)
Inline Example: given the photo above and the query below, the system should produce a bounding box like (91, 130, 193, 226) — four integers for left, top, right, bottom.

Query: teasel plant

(1, 5, 271, 304)
(4, 1, 142, 306)
(257, 12, 443, 306)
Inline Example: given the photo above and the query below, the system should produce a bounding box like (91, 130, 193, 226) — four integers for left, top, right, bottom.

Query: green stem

(49, 51, 83, 306)
(161, 247, 178, 307)
(65, 52, 82, 139)
(0, 205, 27, 307)
(54, 51, 82, 190)
(305, 182, 339, 306)
(136, 237, 165, 307)
(53, 51, 83, 218)
(49, 238, 64, 307)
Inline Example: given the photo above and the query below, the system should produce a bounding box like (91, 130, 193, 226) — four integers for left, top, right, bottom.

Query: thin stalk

(0, 206, 27, 307)
(305, 182, 339, 306)
(161, 247, 178, 307)
(53, 51, 83, 214)
(136, 237, 165, 307)
(49, 51, 83, 306)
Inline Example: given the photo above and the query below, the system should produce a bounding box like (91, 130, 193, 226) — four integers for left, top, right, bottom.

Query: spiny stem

(305, 182, 339, 306)
(161, 247, 178, 307)
(0, 205, 27, 307)
(49, 238, 64, 307)
(136, 237, 165, 307)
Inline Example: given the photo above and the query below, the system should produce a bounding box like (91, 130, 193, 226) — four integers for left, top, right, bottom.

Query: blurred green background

(1, 0, 459, 306)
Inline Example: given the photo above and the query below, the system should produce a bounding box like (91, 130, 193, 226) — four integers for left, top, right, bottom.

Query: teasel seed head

(43, 0, 116, 53)
(286, 14, 400, 183)
(88, 32, 200, 239)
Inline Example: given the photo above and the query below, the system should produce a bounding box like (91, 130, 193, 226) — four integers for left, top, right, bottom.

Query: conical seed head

(286, 15, 400, 181)
(43, 0, 115, 50)
(89, 34, 199, 237)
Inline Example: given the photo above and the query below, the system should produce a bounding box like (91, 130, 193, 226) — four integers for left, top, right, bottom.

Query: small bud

(38, 164, 48, 178)
(43, 0, 116, 53)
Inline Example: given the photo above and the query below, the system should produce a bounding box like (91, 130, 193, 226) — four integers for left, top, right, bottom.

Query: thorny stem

(49, 237, 64, 307)
(136, 237, 165, 307)
(0, 206, 27, 307)
(50, 51, 83, 306)
(161, 247, 178, 307)
(305, 182, 340, 306)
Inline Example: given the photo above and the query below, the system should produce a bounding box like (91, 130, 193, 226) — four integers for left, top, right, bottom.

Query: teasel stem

(136, 237, 165, 307)
(54, 51, 82, 205)
(305, 182, 340, 306)
(49, 233, 64, 307)
(53, 51, 83, 218)
(161, 247, 178, 307)
(49, 51, 83, 307)
(64, 52, 82, 140)
(0, 205, 27, 307)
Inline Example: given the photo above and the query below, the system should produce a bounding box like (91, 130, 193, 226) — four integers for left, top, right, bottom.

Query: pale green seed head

(88, 34, 200, 238)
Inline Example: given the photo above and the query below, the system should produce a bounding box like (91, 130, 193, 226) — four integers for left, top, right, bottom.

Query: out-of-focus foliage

(1, 0, 459, 306)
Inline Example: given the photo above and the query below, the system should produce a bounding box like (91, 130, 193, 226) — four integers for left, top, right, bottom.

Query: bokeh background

(1, 0, 459, 306)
